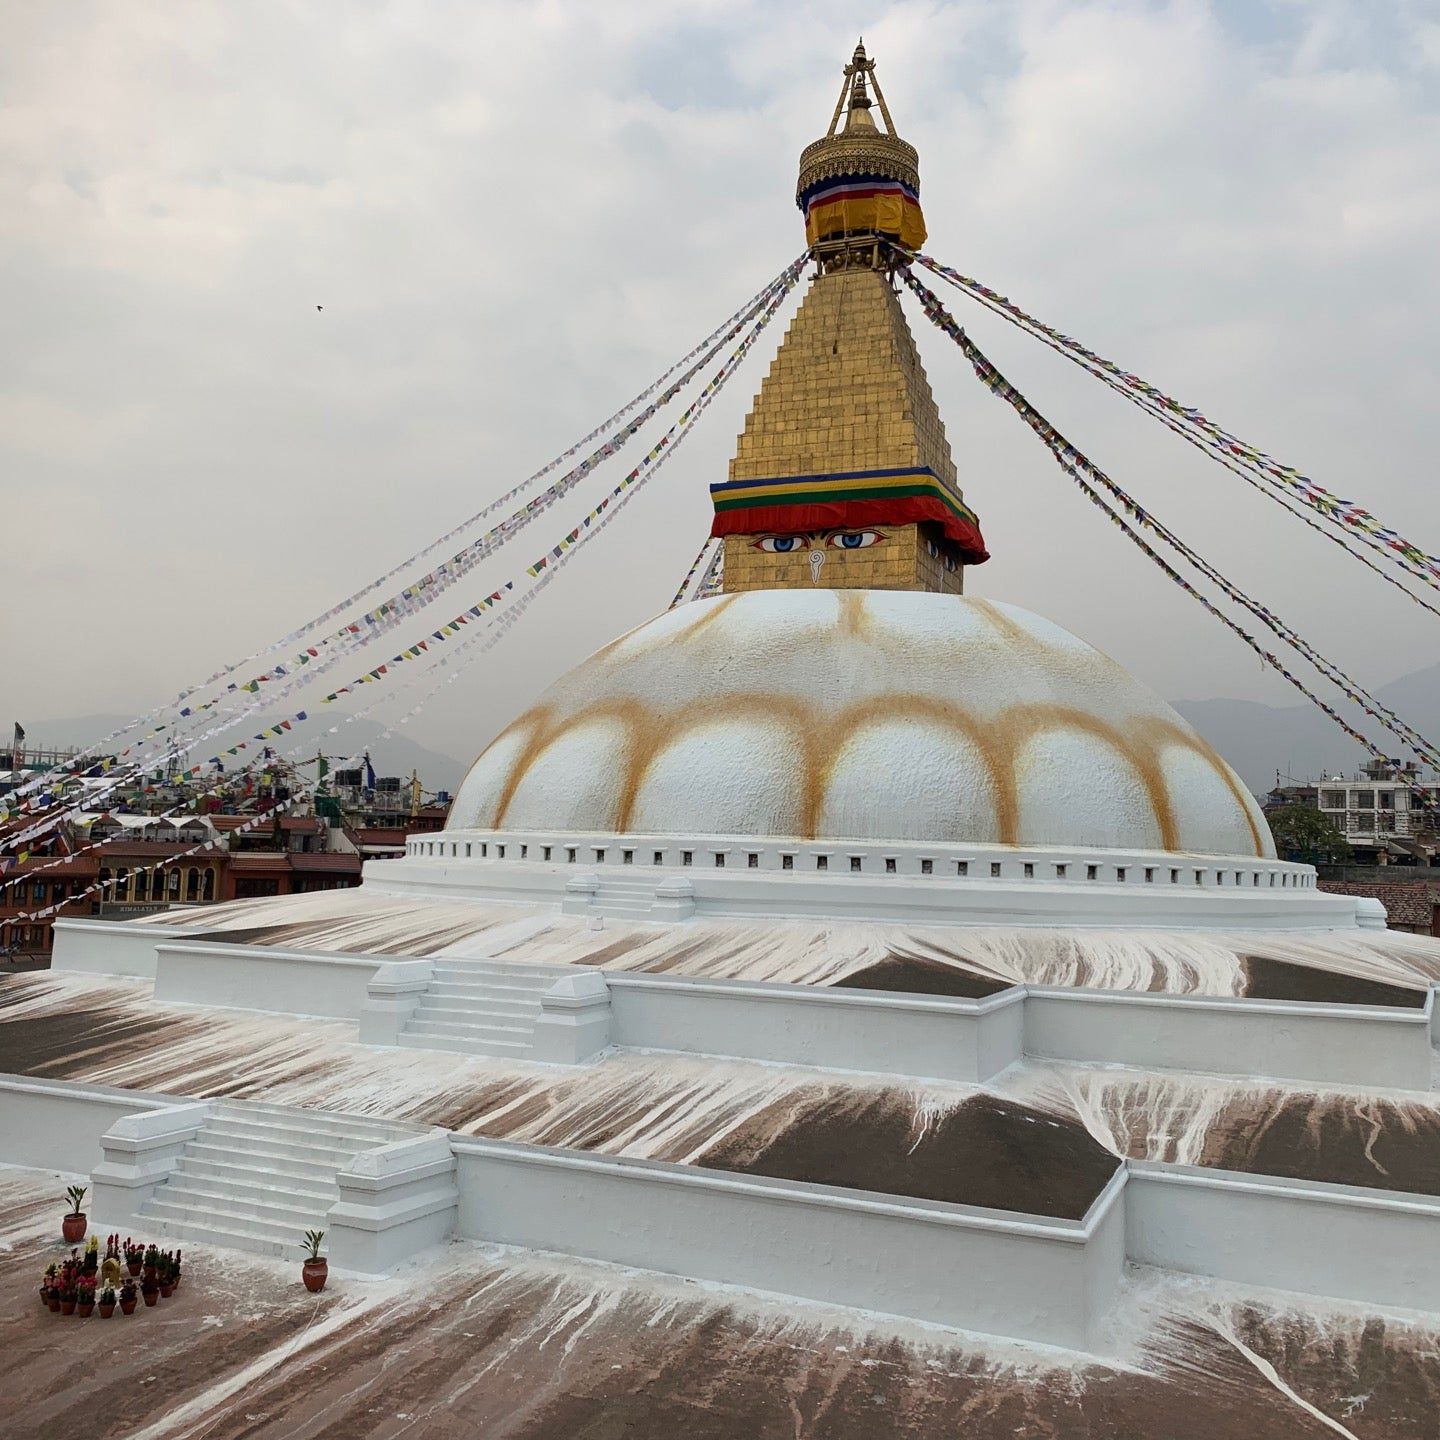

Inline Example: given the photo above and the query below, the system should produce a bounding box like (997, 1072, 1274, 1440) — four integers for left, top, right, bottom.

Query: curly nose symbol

(809, 548, 826, 584)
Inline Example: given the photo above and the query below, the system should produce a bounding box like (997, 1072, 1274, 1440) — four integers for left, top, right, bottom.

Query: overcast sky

(3, 0, 1438, 776)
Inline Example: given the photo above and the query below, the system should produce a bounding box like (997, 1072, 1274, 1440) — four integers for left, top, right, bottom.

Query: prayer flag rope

(669, 538, 720, 609)
(903, 249, 1440, 592)
(905, 250, 1440, 623)
(3, 257, 801, 855)
(2, 256, 808, 815)
(2, 266, 755, 919)
(904, 272, 1440, 796)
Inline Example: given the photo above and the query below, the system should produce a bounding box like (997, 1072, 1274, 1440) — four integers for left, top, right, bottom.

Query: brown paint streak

(995, 702, 1178, 851)
(820, 695, 1016, 842)
(1132, 715, 1265, 856)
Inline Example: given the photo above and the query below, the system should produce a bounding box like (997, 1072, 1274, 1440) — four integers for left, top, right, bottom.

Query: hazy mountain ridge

(1173, 658, 1440, 794)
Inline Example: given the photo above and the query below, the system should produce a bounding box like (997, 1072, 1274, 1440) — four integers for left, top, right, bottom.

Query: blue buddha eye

(754, 535, 808, 553)
(828, 530, 883, 550)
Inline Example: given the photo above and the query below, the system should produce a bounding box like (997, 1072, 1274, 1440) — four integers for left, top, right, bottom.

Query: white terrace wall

(1126, 1161, 1440, 1314)
(153, 941, 386, 1021)
(51, 918, 206, 980)
(1026, 987, 1435, 1089)
(606, 973, 1024, 1084)
(0, 1074, 181, 1174)
(451, 1135, 1126, 1351)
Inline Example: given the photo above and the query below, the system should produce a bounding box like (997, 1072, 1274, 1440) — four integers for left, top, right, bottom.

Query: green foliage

(1267, 804, 1352, 862)
(303, 1229, 325, 1261)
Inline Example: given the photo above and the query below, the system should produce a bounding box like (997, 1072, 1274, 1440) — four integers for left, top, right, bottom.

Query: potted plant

(83, 1235, 100, 1275)
(76, 1275, 96, 1318)
(58, 1271, 77, 1316)
(119, 1279, 138, 1316)
(98, 1284, 117, 1319)
(141, 1273, 160, 1308)
(301, 1230, 327, 1293)
(171, 1248, 184, 1291)
(124, 1238, 144, 1277)
(41, 1263, 57, 1308)
(143, 1244, 161, 1285)
(158, 1251, 176, 1299)
(62, 1185, 88, 1244)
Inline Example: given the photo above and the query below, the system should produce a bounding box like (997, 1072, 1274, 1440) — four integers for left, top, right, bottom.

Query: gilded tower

(711, 43, 988, 596)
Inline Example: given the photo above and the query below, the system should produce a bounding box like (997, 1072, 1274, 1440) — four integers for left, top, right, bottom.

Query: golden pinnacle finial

(796, 42, 927, 269)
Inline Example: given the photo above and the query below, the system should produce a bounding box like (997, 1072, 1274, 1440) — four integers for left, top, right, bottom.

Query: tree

(1266, 804, 1352, 863)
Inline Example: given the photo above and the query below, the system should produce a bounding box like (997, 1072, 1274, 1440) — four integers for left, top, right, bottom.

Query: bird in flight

(316, 305, 323, 312)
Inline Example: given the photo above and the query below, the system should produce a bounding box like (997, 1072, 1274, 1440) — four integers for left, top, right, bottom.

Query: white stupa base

(378, 828, 1367, 932)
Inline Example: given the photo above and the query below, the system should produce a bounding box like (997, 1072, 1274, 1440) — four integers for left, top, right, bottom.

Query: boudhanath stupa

(7, 43, 1440, 1438)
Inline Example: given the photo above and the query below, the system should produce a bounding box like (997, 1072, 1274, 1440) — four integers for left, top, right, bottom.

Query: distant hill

(19, 713, 469, 796)
(1174, 660, 1440, 794)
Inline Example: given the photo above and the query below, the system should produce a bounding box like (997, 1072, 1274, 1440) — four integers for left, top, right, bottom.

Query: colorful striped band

(709, 467, 988, 563)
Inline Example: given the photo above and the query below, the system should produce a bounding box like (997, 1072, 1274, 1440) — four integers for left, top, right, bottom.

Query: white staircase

(140, 1100, 419, 1259)
(397, 958, 559, 1058)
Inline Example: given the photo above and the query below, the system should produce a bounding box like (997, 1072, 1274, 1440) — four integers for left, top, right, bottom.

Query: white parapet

(0, 1073, 184, 1174)
(1025, 986, 1435, 1089)
(91, 1101, 214, 1232)
(1126, 1160, 1440, 1314)
(607, 972, 1024, 1083)
(451, 1134, 1128, 1352)
(529, 971, 612, 1064)
(357, 958, 435, 1045)
(51, 918, 207, 980)
(327, 1131, 460, 1276)
(153, 940, 390, 1021)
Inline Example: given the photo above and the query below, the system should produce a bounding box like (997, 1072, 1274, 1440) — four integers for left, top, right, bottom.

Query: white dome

(450, 590, 1272, 858)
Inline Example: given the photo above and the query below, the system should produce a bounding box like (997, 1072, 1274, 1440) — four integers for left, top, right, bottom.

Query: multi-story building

(1267, 759, 1440, 864)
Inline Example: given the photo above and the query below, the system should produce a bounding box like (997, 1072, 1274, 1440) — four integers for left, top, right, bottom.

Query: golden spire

(797, 41, 927, 270)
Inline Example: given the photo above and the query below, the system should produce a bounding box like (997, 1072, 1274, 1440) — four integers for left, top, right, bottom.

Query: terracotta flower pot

(48, 1295, 61, 1313)
(120, 1298, 137, 1315)
(142, 1288, 158, 1308)
(99, 1303, 115, 1319)
(302, 1259, 327, 1294)
(62, 1214, 87, 1244)
(127, 1260, 143, 1277)
(159, 1282, 174, 1298)
(143, 1265, 157, 1284)
(77, 1302, 94, 1319)
(60, 1300, 76, 1316)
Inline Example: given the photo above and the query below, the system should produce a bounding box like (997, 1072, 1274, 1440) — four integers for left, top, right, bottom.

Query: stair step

(421, 1006, 541, 1026)
(211, 1100, 416, 1143)
(423, 987, 542, 1015)
(153, 1181, 325, 1231)
(429, 961, 564, 981)
(173, 1158, 336, 1206)
(397, 1032, 531, 1058)
(143, 1211, 308, 1261)
(199, 1125, 374, 1165)
(185, 1138, 353, 1180)
(203, 1115, 381, 1151)
(405, 1016, 531, 1043)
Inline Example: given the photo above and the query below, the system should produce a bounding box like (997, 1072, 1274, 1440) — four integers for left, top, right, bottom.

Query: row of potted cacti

(40, 1234, 183, 1316)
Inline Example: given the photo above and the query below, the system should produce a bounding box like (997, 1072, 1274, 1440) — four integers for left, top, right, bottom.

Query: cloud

(2, 0, 1438, 785)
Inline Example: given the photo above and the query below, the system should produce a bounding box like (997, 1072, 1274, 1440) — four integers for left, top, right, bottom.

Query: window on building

(1320, 790, 1345, 809)
(920, 858, 933, 875)
(748, 854, 759, 869)
(1353, 792, 1375, 810)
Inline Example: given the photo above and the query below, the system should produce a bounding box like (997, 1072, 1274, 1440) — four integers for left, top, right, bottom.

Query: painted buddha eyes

(752, 530, 885, 553)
